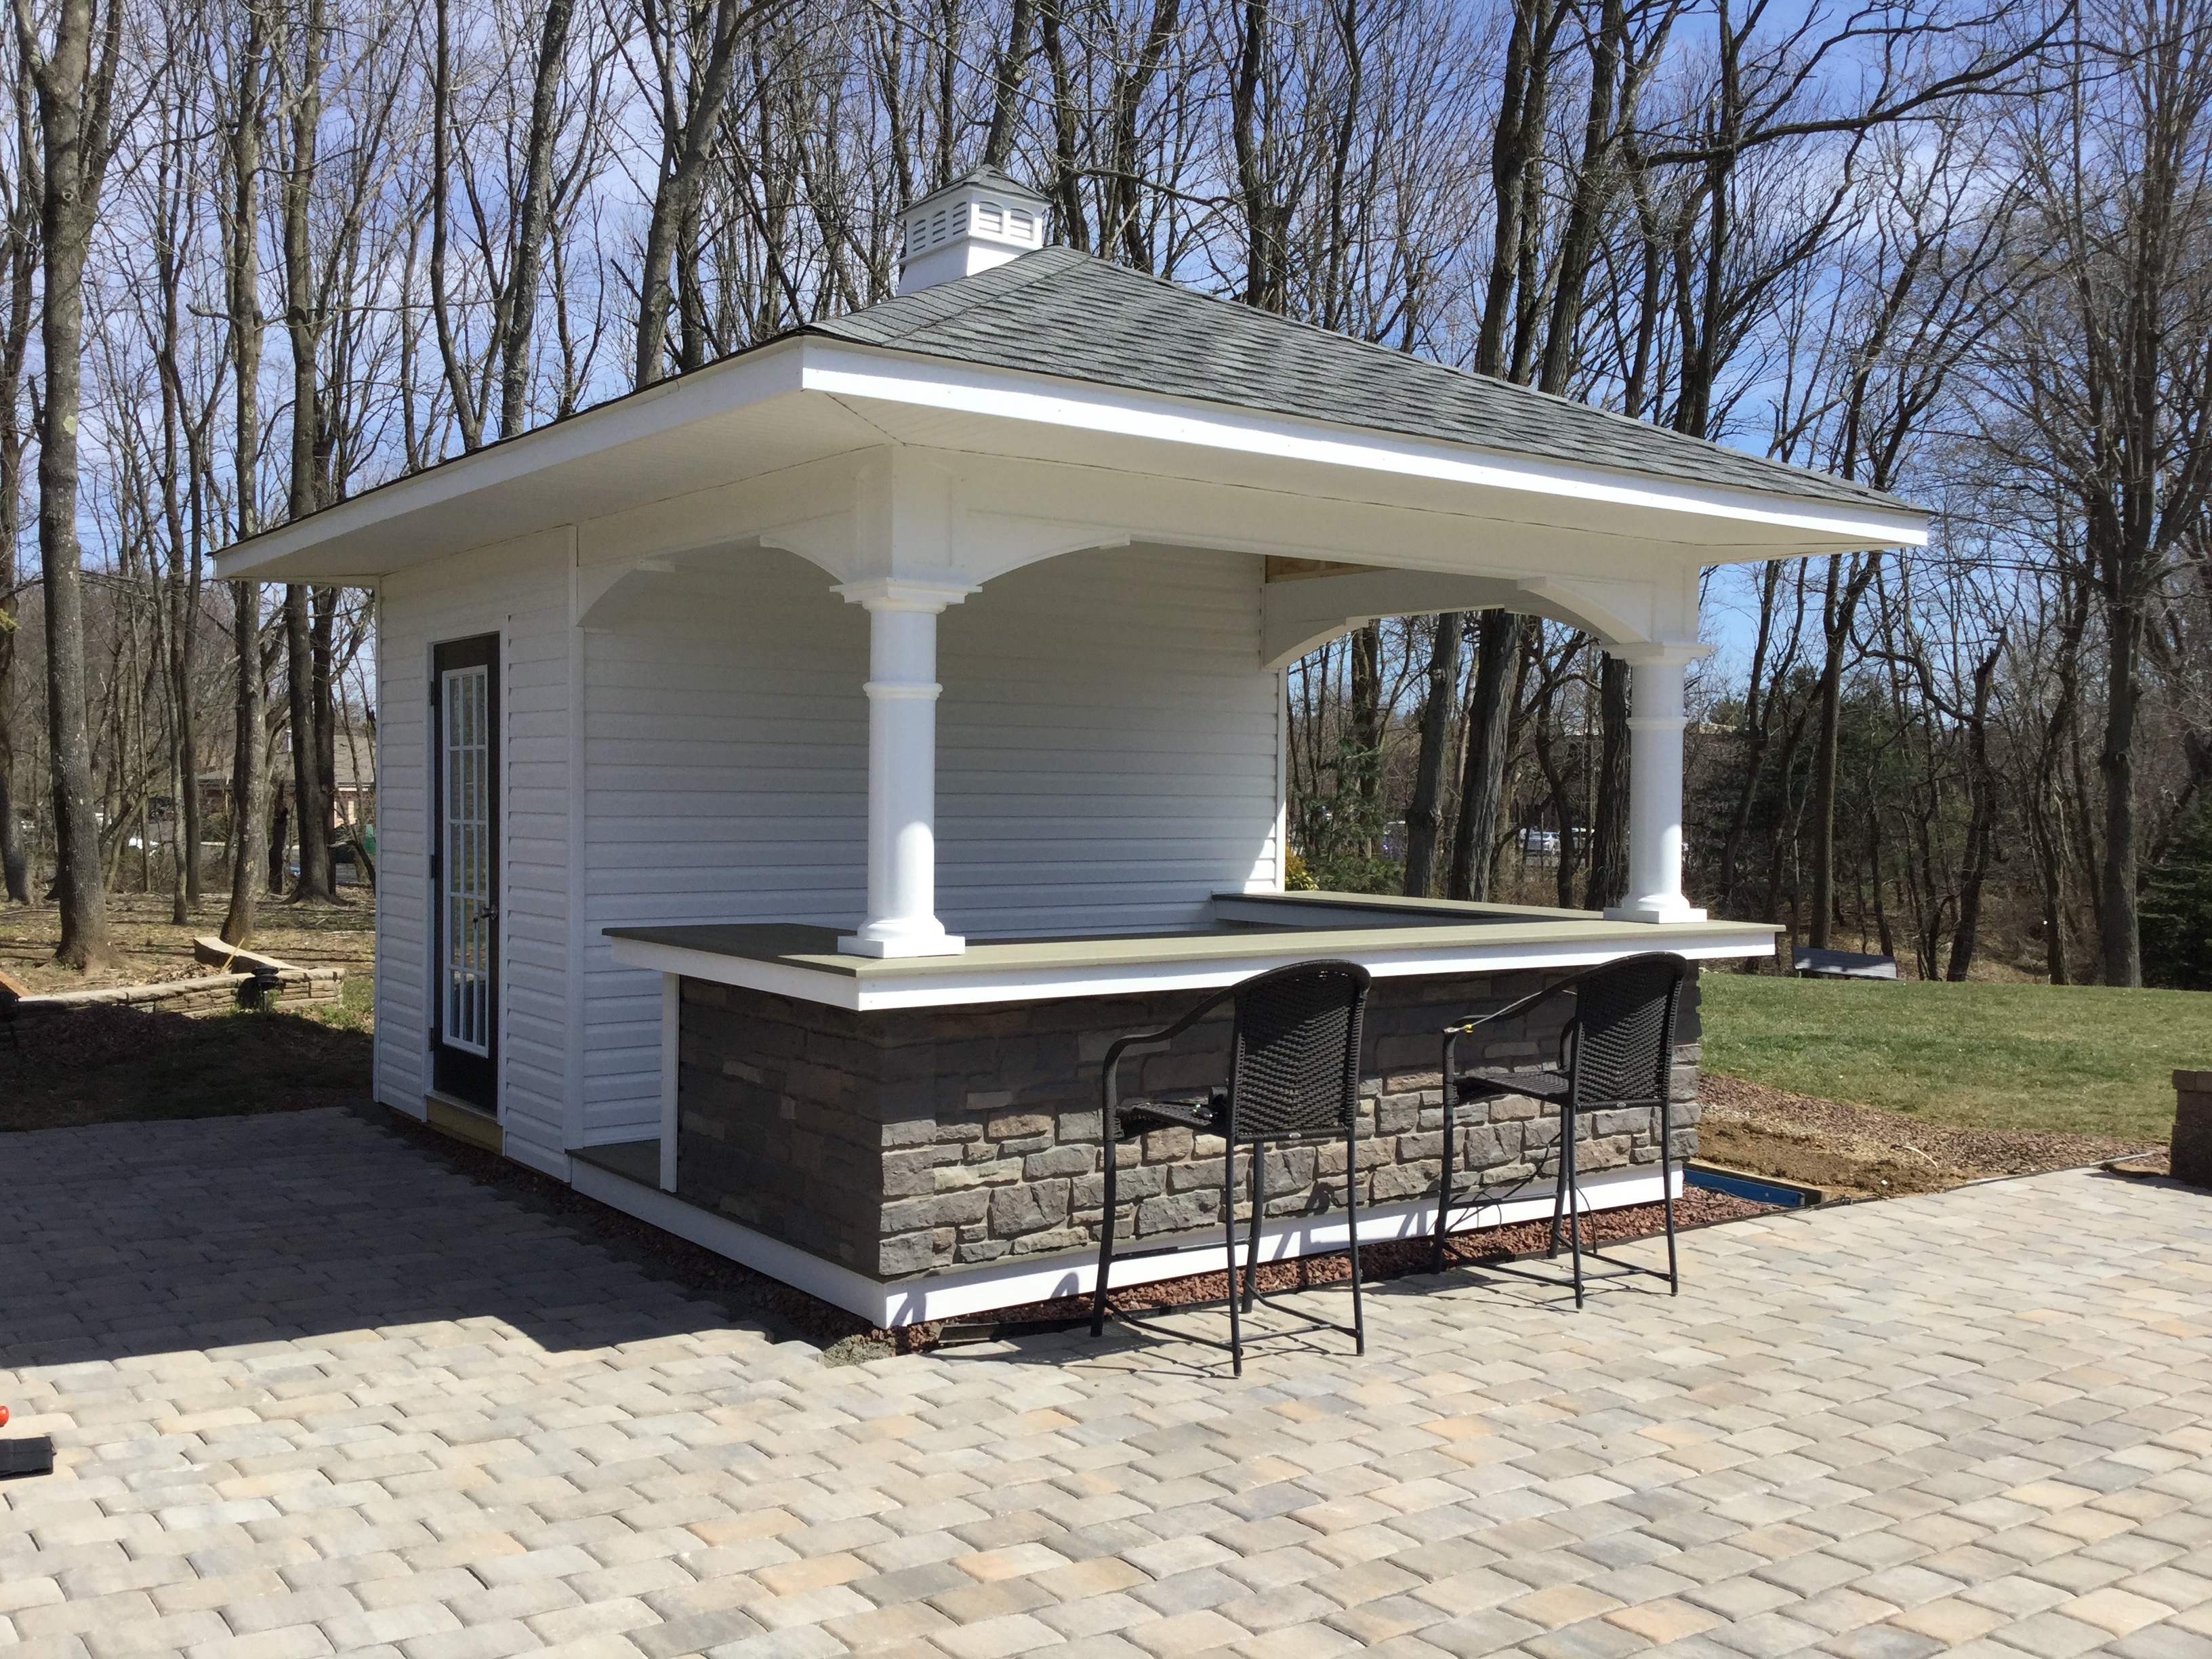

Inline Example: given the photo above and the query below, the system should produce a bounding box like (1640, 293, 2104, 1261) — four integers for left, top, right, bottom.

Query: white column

(1606, 644, 1710, 925)
(836, 579, 969, 957)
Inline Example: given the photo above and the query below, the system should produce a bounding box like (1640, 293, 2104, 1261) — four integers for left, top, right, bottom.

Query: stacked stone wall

(674, 968, 1701, 1282)
(13, 966, 344, 1019)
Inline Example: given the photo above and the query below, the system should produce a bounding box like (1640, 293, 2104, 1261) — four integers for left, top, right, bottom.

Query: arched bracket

(1261, 567, 1670, 670)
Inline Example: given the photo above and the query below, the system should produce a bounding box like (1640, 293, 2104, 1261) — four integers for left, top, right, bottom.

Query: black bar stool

(1090, 959, 1372, 1374)
(1436, 952, 1692, 1306)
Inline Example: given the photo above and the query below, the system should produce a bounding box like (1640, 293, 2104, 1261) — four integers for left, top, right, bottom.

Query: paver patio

(3, 1109, 2210, 1659)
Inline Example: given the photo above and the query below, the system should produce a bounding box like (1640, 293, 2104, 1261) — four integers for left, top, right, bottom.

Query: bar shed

(216, 169, 1926, 1326)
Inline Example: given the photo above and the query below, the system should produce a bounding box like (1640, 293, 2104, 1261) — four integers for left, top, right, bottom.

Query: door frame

(430, 632, 501, 1111)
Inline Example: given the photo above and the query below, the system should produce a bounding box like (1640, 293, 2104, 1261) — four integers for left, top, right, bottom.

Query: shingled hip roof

(805, 245, 1908, 516)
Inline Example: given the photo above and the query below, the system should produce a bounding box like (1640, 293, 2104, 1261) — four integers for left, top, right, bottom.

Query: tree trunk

(497, 0, 577, 439)
(1448, 611, 1519, 900)
(224, 582, 268, 943)
(268, 795, 289, 895)
(313, 586, 337, 872)
(178, 491, 203, 905)
(0, 672, 20, 901)
(0, 532, 20, 903)
(634, 0, 787, 387)
(2100, 594, 2144, 987)
(169, 750, 188, 924)
(1944, 644, 2001, 982)
(1809, 555, 1879, 949)
(1584, 654, 1631, 909)
(1346, 621, 1382, 843)
(284, 585, 331, 899)
(220, 5, 267, 947)
(1402, 613, 1461, 897)
(980, 0, 1033, 167)
(25, 0, 122, 969)
(280, 1, 333, 902)
(0, 63, 35, 907)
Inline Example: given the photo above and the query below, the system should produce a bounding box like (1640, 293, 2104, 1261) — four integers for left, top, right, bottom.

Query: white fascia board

(607, 928, 1772, 1013)
(571, 1152, 1676, 1326)
(213, 343, 811, 582)
(798, 343, 1930, 554)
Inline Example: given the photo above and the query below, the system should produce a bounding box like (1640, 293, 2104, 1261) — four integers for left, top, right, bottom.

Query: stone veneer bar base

(656, 966, 1700, 1319)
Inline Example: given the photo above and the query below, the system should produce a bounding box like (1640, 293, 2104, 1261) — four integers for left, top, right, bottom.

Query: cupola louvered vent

(896, 168, 1050, 295)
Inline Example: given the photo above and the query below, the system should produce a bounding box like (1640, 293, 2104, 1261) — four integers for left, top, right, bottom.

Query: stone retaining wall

(13, 966, 345, 1019)
(675, 968, 1700, 1282)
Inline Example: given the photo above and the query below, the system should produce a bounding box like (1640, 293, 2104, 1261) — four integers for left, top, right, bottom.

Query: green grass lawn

(1697, 972, 2212, 1144)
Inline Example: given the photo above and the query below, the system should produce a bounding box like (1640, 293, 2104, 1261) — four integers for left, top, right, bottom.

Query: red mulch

(935, 1186, 1776, 1341)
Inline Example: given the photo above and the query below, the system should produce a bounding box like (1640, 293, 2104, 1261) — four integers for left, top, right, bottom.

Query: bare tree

(275, 0, 331, 901)
(16, 0, 127, 968)
(220, 0, 267, 947)
(0, 24, 38, 905)
(1984, 0, 2212, 984)
(1401, 610, 1459, 896)
(631, 0, 792, 386)
(1447, 609, 1522, 900)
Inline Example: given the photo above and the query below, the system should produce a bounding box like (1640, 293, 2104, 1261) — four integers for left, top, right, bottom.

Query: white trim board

(605, 928, 1771, 1012)
(804, 344, 1927, 550)
(567, 1156, 1677, 1327)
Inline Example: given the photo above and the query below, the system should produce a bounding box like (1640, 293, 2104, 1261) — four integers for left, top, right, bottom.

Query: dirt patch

(0, 893, 374, 994)
(1698, 1073, 2158, 1197)
(1, 1002, 373, 1132)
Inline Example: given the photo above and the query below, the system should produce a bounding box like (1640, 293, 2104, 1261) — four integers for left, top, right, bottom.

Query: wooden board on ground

(192, 935, 300, 975)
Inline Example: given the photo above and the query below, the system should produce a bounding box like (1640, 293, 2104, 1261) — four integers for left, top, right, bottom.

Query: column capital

(1607, 640, 1713, 668)
(834, 576, 979, 613)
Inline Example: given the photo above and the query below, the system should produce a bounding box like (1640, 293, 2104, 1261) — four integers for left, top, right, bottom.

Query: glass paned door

(442, 663, 493, 1054)
(432, 636, 499, 1108)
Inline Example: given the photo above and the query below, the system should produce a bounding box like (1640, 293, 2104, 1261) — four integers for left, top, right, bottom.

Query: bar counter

(586, 895, 1774, 1324)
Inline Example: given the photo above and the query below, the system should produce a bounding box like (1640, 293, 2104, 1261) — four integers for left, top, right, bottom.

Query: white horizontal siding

(377, 536, 1279, 1153)
(573, 542, 1277, 1143)
(577, 552, 865, 1143)
(937, 546, 1277, 933)
(375, 533, 573, 1170)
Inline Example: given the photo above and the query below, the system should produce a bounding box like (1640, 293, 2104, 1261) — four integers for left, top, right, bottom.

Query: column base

(1603, 901, 1708, 925)
(836, 931, 968, 959)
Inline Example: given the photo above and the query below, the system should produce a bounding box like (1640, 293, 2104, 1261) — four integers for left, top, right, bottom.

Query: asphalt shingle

(807, 246, 1912, 515)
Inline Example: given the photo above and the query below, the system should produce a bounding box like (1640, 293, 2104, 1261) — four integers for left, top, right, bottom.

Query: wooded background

(0, 0, 2205, 988)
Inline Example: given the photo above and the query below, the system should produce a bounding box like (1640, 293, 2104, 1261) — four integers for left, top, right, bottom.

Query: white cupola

(896, 167, 1050, 295)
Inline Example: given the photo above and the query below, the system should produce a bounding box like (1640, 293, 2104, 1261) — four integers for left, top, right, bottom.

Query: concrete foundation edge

(568, 1156, 1679, 1327)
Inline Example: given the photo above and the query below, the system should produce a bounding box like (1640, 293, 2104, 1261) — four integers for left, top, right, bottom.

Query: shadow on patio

(0, 1107, 812, 1367)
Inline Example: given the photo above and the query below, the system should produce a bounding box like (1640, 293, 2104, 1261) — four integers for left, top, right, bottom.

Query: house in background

(214, 169, 1925, 1326)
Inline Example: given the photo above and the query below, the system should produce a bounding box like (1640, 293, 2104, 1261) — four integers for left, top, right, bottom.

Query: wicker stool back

(1090, 959, 1372, 1374)
(1437, 951, 1692, 1307)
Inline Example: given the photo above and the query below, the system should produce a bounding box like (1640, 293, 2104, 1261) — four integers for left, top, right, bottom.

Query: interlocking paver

(7, 1113, 2212, 1659)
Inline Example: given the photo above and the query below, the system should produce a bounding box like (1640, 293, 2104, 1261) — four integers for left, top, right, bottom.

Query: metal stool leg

(1223, 1138, 1244, 1375)
(1090, 1128, 1121, 1338)
(1565, 1103, 1585, 1308)
(1435, 1088, 1456, 1273)
(1242, 1139, 1266, 1313)
(1345, 1118, 1366, 1355)
(1548, 1109, 1570, 1259)
(1661, 1094, 1679, 1294)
